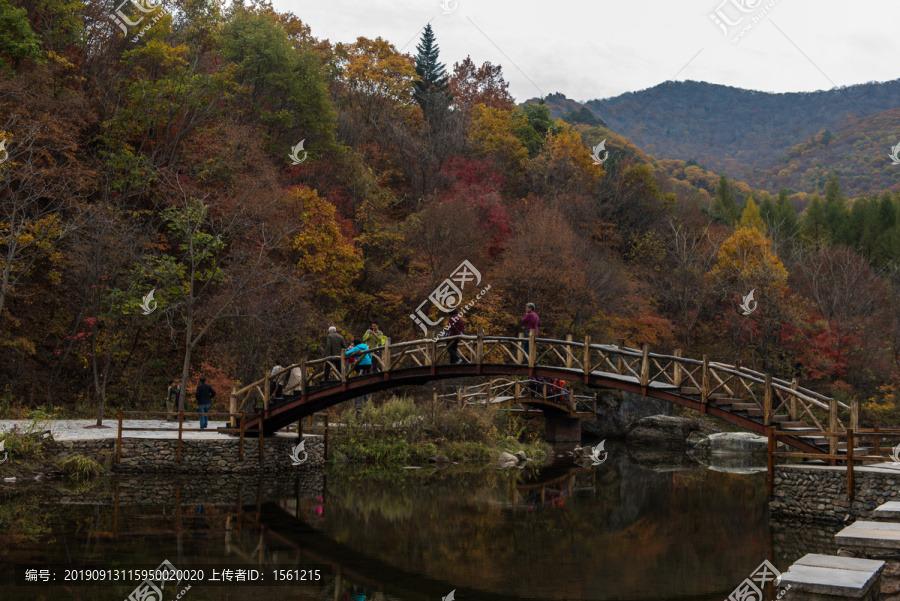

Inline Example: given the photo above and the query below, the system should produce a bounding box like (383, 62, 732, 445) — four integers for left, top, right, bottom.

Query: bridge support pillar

(544, 415, 581, 443)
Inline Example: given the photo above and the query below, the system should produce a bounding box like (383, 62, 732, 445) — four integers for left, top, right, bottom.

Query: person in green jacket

(363, 322, 385, 349)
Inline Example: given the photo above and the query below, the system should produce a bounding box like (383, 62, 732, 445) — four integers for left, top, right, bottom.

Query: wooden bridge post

(340, 352, 348, 384)
(583, 335, 592, 381)
(457, 388, 463, 409)
(542, 380, 547, 401)
(515, 379, 521, 400)
(429, 339, 437, 373)
(673, 349, 683, 388)
(230, 386, 237, 429)
(516, 333, 524, 365)
(299, 358, 307, 396)
(851, 397, 859, 432)
(528, 329, 536, 370)
(476, 330, 484, 374)
(847, 428, 855, 501)
(565, 335, 574, 369)
(617, 339, 625, 375)
(486, 378, 492, 409)
(767, 426, 775, 498)
(829, 398, 838, 464)
(263, 371, 270, 411)
(789, 377, 799, 421)
(700, 355, 710, 411)
(382, 338, 391, 375)
(733, 360, 743, 400)
(640, 344, 650, 390)
(764, 373, 773, 427)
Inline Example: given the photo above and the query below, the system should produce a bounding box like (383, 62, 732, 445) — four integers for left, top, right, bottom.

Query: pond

(0, 440, 831, 601)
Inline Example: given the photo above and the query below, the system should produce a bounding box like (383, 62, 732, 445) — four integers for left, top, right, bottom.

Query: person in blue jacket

(345, 338, 372, 410)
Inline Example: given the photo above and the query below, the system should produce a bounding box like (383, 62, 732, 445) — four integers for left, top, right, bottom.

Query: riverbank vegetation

(330, 396, 551, 467)
(1, 1, 899, 428)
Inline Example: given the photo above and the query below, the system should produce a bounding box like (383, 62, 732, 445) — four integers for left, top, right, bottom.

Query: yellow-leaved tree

(290, 186, 363, 303)
(709, 227, 787, 294)
(738, 195, 766, 234)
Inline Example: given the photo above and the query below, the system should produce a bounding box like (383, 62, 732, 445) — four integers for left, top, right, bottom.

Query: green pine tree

(802, 194, 829, 251)
(413, 24, 451, 121)
(711, 174, 738, 224)
(823, 173, 848, 244)
(774, 189, 798, 236)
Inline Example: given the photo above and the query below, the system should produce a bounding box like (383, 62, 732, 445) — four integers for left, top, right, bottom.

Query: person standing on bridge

(323, 326, 346, 381)
(346, 337, 373, 410)
(521, 303, 541, 357)
(270, 359, 286, 400)
(195, 376, 216, 429)
(363, 321, 386, 372)
(444, 308, 465, 364)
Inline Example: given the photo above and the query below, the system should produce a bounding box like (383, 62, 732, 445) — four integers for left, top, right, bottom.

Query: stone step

(779, 553, 884, 599)
(873, 501, 900, 522)
(835, 520, 900, 553)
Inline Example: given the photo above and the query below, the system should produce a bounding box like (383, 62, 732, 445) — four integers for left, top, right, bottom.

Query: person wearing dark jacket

(195, 377, 216, 429)
(323, 326, 347, 381)
(444, 309, 465, 364)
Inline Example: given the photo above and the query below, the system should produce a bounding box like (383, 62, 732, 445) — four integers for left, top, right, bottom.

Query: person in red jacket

(521, 302, 541, 357)
(444, 308, 466, 364)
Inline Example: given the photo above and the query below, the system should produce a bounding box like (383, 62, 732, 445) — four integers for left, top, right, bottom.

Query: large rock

(498, 451, 518, 468)
(626, 415, 720, 447)
(691, 432, 768, 455)
(582, 390, 671, 438)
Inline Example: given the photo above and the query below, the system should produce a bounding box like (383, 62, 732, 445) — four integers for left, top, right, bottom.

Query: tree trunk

(178, 314, 194, 412)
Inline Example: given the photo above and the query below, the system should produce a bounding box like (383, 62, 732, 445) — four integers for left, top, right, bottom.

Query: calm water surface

(0, 441, 832, 601)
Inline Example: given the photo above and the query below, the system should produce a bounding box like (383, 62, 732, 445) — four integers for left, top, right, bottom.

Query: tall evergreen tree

(774, 189, 798, 236)
(823, 173, 848, 244)
(711, 174, 738, 224)
(802, 194, 829, 251)
(413, 24, 451, 121)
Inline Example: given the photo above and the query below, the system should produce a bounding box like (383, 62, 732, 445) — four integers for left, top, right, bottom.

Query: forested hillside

(2, 0, 900, 427)
(538, 82, 900, 197)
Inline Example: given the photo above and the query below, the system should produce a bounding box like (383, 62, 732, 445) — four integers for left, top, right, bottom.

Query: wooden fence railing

(230, 332, 852, 446)
(767, 427, 900, 500)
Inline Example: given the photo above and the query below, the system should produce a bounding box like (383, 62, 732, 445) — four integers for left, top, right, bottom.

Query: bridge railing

(229, 331, 853, 451)
(436, 377, 595, 415)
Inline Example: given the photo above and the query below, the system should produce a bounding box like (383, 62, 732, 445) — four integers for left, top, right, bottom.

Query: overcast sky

(268, 0, 899, 103)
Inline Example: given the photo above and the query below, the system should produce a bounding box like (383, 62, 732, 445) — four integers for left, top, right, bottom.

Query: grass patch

(330, 396, 552, 467)
(59, 455, 104, 481)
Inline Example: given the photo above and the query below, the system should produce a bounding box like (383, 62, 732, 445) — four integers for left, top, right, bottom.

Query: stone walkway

(0, 419, 262, 441)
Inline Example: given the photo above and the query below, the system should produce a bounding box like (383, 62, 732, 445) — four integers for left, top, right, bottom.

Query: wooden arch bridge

(229, 332, 856, 453)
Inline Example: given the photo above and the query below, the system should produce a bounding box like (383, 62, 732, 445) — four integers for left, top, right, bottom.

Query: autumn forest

(2, 0, 900, 426)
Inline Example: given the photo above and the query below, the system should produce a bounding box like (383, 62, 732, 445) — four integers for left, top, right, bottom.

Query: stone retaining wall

(771, 464, 900, 523)
(49, 434, 325, 473)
